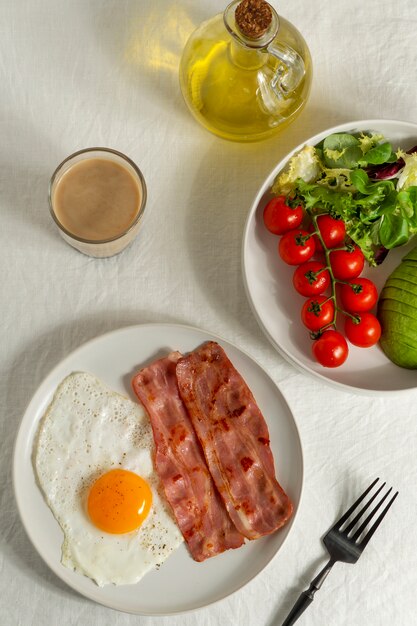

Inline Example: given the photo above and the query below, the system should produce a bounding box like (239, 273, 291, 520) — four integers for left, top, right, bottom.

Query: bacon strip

(132, 352, 244, 561)
(175, 341, 293, 540)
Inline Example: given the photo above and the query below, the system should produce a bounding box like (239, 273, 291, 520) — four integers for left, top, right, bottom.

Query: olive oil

(179, 3, 312, 142)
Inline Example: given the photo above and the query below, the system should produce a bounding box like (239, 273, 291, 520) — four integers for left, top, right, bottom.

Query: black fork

(281, 478, 399, 625)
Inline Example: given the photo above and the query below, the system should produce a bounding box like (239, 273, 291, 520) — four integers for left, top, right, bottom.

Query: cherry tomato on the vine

(301, 296, 335, 332)
(293, 261, 331, 297)
(312, 330, 349, 367)
(279, 229, 316, 265)
(330, 245, 365, 280)
(263, 196, 303, 235)
(340, 278, 378, 313)
(312, 214, 346, 251)
(344, 312, 381, 347)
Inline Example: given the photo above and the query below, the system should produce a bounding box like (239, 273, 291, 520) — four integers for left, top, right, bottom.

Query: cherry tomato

(330, 245, 365, 280)
(308, 215, 346, 252)
(293, 262, 331, 297)
(301, 296, 335, 332)
(316, 214, 346, 249)
(263, 196, 303, 235)
(312, 330, 349, 367)
(344, 312, 381, 347)
(340, 278, 378, 313)
(279, 229, 316, 265)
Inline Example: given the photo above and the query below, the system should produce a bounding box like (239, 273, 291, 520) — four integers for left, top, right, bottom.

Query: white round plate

(13, 323, 303, 615)
(242, 119, 417, 394)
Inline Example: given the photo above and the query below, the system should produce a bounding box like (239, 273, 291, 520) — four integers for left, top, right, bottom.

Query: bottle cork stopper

(235, 0, 273, 39)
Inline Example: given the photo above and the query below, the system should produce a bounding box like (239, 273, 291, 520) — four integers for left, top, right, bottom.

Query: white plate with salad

(242, 119, 417, 394)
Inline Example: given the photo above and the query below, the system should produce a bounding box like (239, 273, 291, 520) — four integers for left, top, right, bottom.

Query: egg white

(34, 371, 183, 587)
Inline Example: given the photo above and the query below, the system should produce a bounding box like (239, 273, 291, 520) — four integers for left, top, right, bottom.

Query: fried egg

(34, 371, 183, 586)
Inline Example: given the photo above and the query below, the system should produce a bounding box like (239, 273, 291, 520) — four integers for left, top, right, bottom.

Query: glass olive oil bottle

(179, 0, 312, 142)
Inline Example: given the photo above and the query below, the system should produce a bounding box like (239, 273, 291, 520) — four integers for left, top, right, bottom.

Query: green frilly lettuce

(272, 133, 417, 264)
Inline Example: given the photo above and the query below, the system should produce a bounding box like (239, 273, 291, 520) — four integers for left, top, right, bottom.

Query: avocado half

(378, 246, 417, 368)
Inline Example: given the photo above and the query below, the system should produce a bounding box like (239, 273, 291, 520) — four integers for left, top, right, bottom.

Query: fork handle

(281, 559, 335, 625)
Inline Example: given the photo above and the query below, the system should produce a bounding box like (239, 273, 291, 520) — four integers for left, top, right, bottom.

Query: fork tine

(351, 487, 392, 541)
(333, 477, 379, 530)
(357, 490, 399, 548)
(343, 481, 386, 535)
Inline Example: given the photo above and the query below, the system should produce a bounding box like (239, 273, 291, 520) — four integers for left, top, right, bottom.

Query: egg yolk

(87, 468, 152, 534)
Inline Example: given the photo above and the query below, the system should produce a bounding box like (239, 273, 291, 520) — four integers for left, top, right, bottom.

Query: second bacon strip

(132, 351, 244, 562)
(176, 341, 293, 540)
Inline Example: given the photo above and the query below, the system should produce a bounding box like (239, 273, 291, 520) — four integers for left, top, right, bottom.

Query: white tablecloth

(2, 1, 417, 624)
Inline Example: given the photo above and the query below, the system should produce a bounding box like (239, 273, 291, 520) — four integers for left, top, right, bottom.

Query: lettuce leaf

(397, 150, 417, 190)
(272, 145, 321, 195)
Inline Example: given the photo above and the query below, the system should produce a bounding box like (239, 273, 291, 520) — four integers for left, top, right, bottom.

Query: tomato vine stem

(308, 211, 357, 335)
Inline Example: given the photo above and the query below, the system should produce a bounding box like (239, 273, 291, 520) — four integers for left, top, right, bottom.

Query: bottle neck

(229, 38, 267, 70)
(223, 0, 279, 70)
